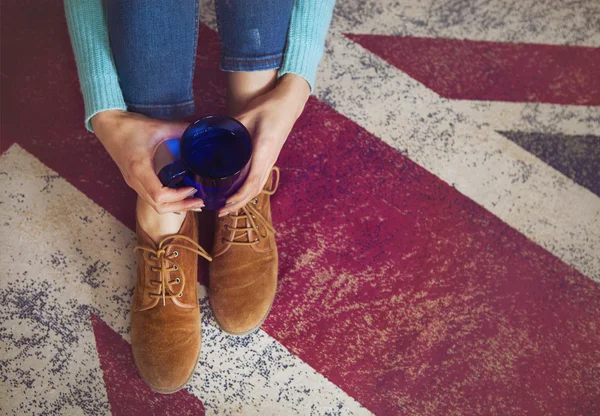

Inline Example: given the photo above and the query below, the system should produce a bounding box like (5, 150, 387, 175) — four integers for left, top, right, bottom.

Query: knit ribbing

(64, 0, 334, 129)
(278, 0, 336, 92)
(64, 0, 126, 131)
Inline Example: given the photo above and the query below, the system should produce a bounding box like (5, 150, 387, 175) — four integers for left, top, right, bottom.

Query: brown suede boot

(131, 212, 212, 393)
(209, 167, 280, 336)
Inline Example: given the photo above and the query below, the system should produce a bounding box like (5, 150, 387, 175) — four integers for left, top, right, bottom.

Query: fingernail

(191, 208, 202, 212)
(225, 201, 236, 207)
(187, 188, 198, 196)
(218, 211, 229, 218)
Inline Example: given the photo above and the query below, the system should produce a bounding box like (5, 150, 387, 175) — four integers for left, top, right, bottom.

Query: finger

(136, 160, 200, 204)
(218, 183, 256, 217)
(220, 148, 277, 216)
(154, 197, 206, 215)
(129, 174, 204, 214)
(234, 112, 250, 129)
(155, 121, 190, 143)
(131, 180, 155, 207)
(218, 174, 267, 217)
(128, 178, 189, 214)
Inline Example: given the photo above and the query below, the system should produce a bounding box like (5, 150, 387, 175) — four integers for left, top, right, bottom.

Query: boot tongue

(212, 207, 257, 257)
(213, 213, 237, 257)
(212, 167, 278, 257)
(244, 211, 256, 243)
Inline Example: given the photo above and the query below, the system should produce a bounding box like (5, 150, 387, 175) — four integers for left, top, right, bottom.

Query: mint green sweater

(64, 0, 336, 131)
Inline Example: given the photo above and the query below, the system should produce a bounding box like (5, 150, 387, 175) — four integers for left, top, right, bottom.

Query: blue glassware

(158, 115, 252, 210)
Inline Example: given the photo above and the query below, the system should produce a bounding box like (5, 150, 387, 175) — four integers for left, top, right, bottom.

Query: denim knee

(215, 0, 293, 72)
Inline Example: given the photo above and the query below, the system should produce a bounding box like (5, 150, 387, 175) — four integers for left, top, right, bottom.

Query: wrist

(278, 74, 310, 118)
(91, 109, 128, 133)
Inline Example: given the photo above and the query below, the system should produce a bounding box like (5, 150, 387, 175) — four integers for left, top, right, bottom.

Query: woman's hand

(218, 74, 310, 216)
(92, 110, 204, 214)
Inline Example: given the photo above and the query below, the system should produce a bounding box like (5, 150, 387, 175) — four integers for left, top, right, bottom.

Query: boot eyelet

(178, 293, 183, 297)
(173, 250, 179, 257)
(148, 253, 154, 259)
(173, 265, 178, 271)
(252, 199, 258, 205)
(175, 278, 181, 284)
(224, 225, 228, 231)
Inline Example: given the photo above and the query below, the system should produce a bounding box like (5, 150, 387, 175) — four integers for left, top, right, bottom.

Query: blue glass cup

(158, 115, 252, 210)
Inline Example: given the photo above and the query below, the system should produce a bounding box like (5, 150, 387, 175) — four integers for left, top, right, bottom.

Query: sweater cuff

(277, 0, 335, 93)
(82, 75, 127, 132)
(278, 41, 323, 94)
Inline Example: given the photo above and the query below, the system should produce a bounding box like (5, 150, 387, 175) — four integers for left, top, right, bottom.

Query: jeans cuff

(127, 100, 196, 120)
(220, 53, 283, 72)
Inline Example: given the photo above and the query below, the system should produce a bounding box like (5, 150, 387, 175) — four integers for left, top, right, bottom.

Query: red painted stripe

(346, 34, 600, 106)
(266, 98, 600, 415)
(0, 0, 225, 231)
(91, 313, 205, 415)
(3, 2, 600, 415)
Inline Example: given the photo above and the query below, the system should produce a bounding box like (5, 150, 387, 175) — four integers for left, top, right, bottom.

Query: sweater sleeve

(64, 0, 126, 132)
(278, 0, 336, 93)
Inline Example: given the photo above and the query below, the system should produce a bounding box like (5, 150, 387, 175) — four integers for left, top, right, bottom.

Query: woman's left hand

(218, 74, 310, 216)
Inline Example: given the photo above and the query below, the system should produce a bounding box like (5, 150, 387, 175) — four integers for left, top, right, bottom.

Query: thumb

(155, 121, 190, 144)
(233, 112, 256, 136)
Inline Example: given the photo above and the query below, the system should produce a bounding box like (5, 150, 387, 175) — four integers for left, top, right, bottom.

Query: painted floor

(1, 0, 599, 415)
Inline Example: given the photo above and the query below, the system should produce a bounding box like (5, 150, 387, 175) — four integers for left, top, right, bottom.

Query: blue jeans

(105, 0, 293, 120)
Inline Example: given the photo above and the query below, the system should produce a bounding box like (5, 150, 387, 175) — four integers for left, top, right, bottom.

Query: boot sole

(209, 288, 276, 337)
(132, 336, 201, 394)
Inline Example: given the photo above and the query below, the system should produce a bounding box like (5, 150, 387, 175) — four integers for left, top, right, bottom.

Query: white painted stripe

(203, 0, 600, 280)
(313, 32, 600, 281)
(329, 0, 600, 47)
(195, 286, 371, 415)
(328, 0, 600, 136)
(0, 145, 371, 416)
(453, 101, 600, 137)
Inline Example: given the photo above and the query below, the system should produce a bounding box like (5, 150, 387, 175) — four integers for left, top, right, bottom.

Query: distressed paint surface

(0, 146, 369, 415)
(497, 131, 600, 197)
(266, 98, 600, 415)
(1, 0, 600, 415)
(346, 35, 600, 105)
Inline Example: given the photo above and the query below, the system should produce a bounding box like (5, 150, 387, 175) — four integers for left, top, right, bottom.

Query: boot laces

(134, 234, 212, 306)
(223, 167, 279, 246)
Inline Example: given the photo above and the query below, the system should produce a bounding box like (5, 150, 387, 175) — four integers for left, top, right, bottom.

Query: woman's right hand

(91, 110, 204, 214)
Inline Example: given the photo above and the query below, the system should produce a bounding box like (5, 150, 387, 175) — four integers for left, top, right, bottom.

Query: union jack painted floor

(1, 0, 599, 415)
